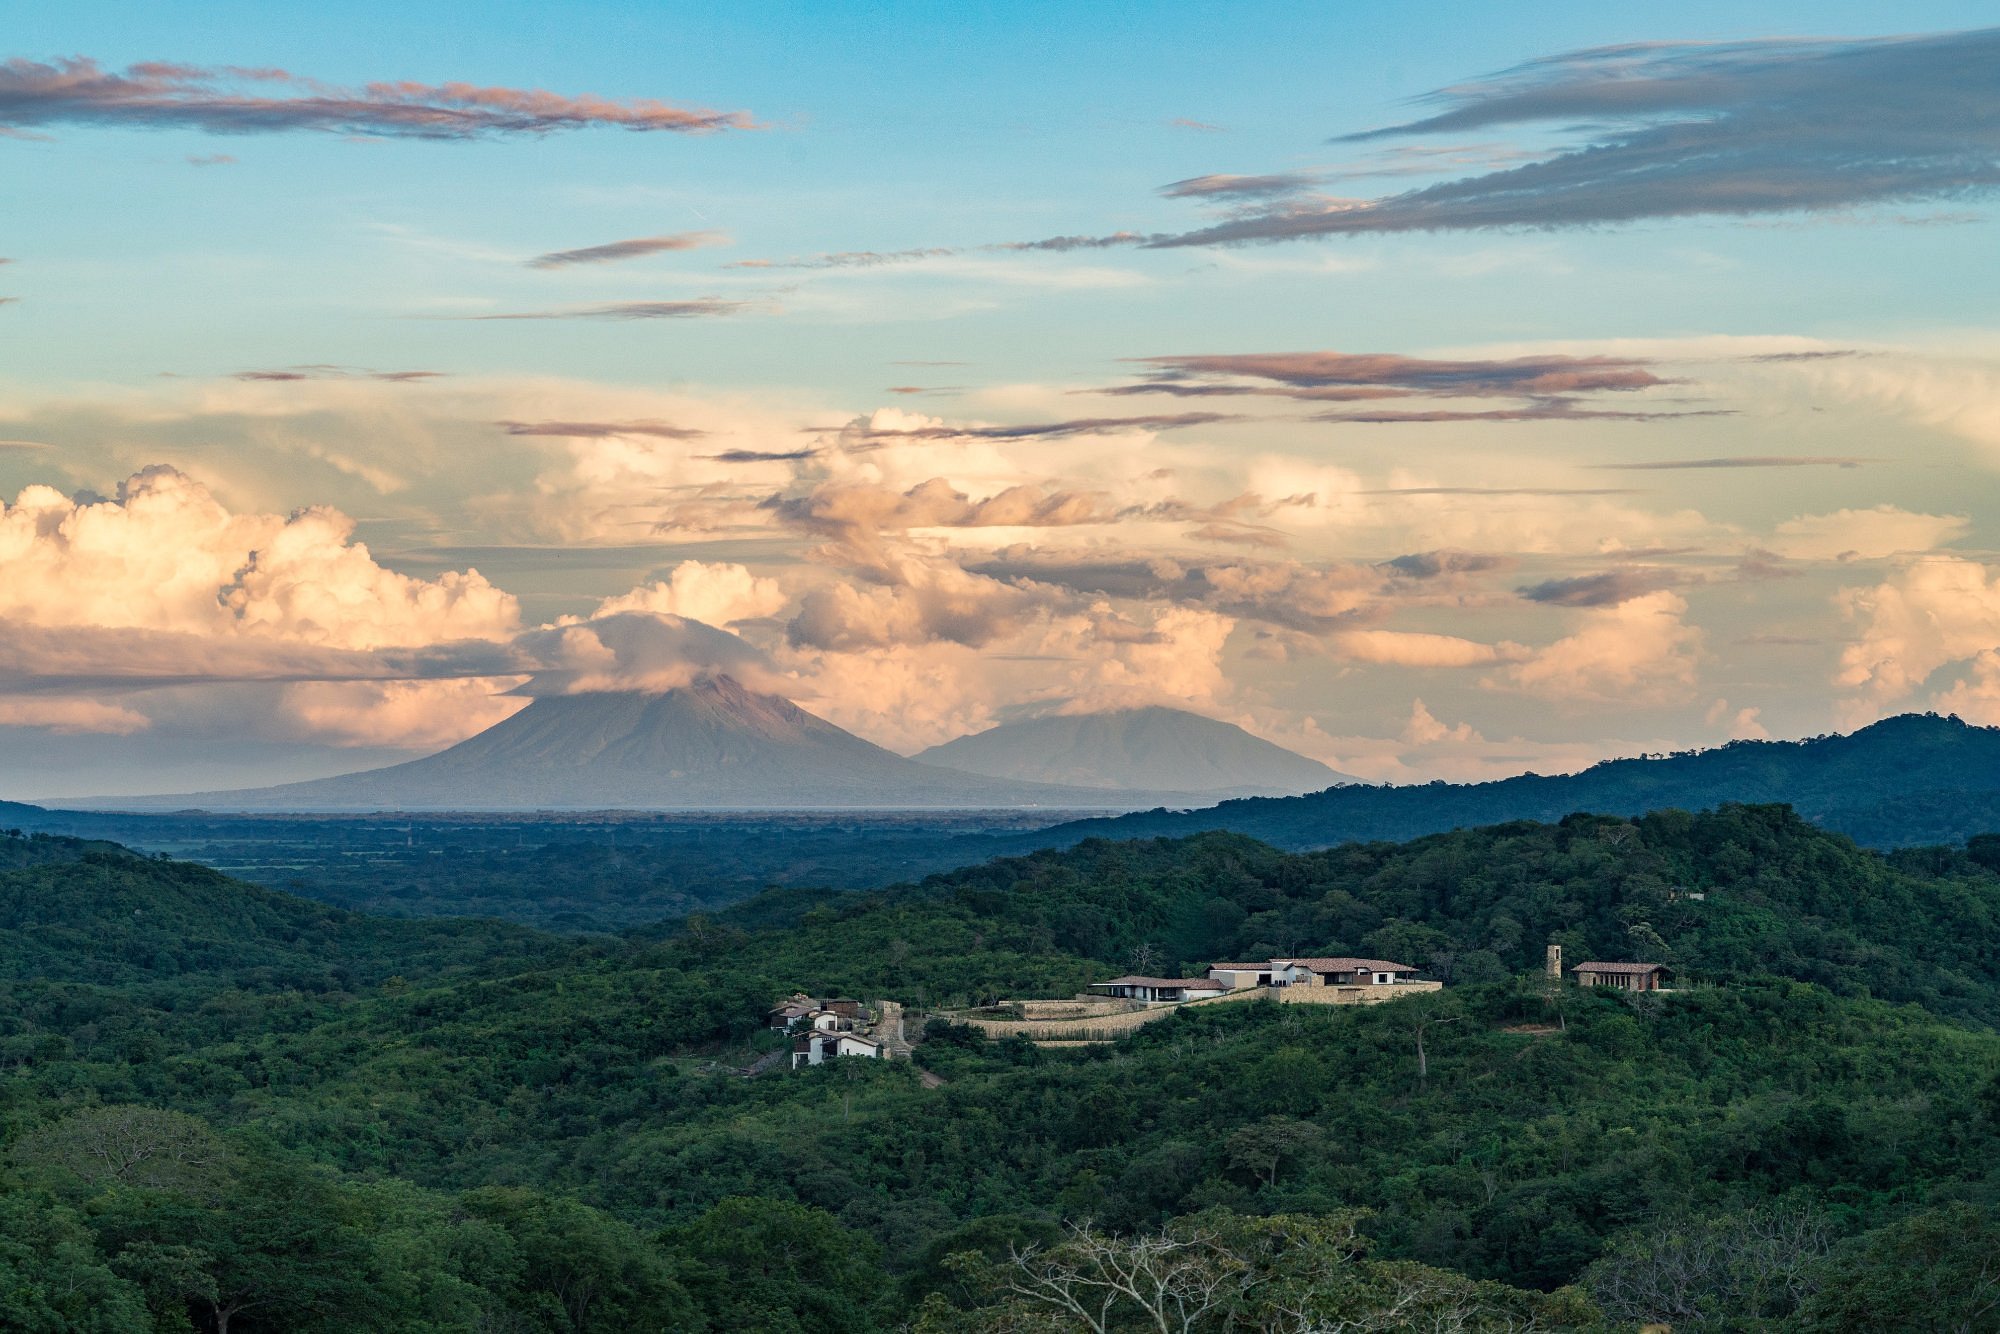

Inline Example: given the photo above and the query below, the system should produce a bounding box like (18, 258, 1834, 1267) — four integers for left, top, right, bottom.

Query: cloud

(828, 410, 1235, 444)
(1705, 697, 1771, 741)
(513, 611, 778, 696)
(1320, 401, 1716, 424)
(1364, 486, 1639, 497)
(990, 232, 1152, 254)
(1492, 590, 1702, 704)
(1330, 630, 1526, 667)
(1770, 506, 1967, 561)
(0, 57, 754, 139)
(593, 560, 787, 627)
(767, 477, 1118, 569)
(498, 419, 706, 440)
(1517, 567, 1689, 607)
(1402, 698, 1483, 745)
(1120, 350, 1667, 400)
(276, 679, 524, 749)
(0, 697, 151, 735)
(0, 467, 519, 650)
(704, 447, 820, 463)
(526, 231, 727, 269)
(1379, 551, 1511, 579)
(466, 298, 749, 321)
(1146, 28, 2000, 241)
(185, 153, 234, 166)
(1594, 455, 1876, 470)
(1835, 557, 2000, 704)
(233, 365, 445, 383)
(1159, 173, 1319, 200)
(968, 551, 1382, 634)
(785, 560, 1052, 652)
(728, 247, 958, 270)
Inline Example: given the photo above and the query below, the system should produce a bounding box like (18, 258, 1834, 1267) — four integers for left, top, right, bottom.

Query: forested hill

(998, 711, 2000, 857)
(9, 809, 2000, 1328)
(0, 830, 569, 990)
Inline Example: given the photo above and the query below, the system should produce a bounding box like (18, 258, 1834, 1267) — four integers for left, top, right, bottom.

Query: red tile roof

(1277, 957, 1419, 974)
(1573, 961, 1669, 975)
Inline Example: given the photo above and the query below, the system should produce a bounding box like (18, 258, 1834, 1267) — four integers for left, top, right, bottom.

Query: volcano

(95, 677, 1170, 812)
(915, 706, 1350, 797)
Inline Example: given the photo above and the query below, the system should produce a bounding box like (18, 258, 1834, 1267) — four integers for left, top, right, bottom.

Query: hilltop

(914, 705, 1348, 796)
(998, 712, 2000, 856)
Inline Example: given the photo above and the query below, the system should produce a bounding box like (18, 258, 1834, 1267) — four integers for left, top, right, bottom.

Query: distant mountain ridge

(82, 677, 1218, 813)
(990, 712, 2000, 855)
(914, 706, 1349, 796)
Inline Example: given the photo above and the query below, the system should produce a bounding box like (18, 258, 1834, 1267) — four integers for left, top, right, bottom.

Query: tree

(1795, 1204, 2000, 1333)
(92, 1154, 374, 1334)
(1586, 1202, 1833, 1327)
(0, 1192, 150, 1333)
(1226, 1117, 1324, 1189)
(668, 1195, 884, 1333)
(13, 1106, 230, 1198)
(459, 1185, 694, 1332)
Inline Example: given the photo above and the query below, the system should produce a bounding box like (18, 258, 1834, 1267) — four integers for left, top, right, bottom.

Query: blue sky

(3, 2, 2000, 796)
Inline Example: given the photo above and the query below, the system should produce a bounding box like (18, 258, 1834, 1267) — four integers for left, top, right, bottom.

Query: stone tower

(1546, 943, 1563, 980)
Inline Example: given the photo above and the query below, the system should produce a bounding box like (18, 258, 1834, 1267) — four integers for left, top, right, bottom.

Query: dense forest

(16, 712, 2000, 936)
(6, 806, 2000, 1329)
(990, 710, 2000, 858)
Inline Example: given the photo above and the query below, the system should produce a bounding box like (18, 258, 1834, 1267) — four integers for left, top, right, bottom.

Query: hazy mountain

(915, 706, 1349, 796)
(85, 677, 1190, 813)
(990, 712, 2000, 856)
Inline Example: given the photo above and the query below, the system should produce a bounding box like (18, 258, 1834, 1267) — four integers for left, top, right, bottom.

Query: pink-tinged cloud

(0, 57, 755, 139)
(1132, 350, 1667, 398)
(833, 411, 1235, 444)
(498, 419, 707, 440)
(526, 231, 727, 269)
(234, 365, 445, 382)
(1158, 173, 1319, 200)
(468, 298, 749, 321)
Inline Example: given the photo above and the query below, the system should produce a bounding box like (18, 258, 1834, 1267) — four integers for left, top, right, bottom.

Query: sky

(5, 1, 2000, 798)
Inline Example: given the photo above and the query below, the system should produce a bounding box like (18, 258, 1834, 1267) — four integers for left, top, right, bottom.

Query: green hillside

(1009, 711, 2000, 857)
(5, 811, 2000, 1329)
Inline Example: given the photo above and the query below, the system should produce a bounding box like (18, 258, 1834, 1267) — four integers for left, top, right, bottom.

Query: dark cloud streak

(527, 232, 725, 269)
(0, 57, 754, 139)
(1146, 28, 2000, 242)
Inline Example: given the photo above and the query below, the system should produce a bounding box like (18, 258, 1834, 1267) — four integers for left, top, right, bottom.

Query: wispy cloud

(1594, 455, 1876, 470)
(1518, 568, 1690, 607)
(1123, 351, 1668, 398)
(1159, 173, 1319, 200)
(466, 298, 749, 321)
(1365, 486, 1641, 497)
(1321, 402, 1718, 424)
(1147, 27, 2000, 242)
(498, 419, 707, 440)
(827, 411, 1236, 444)
(233, 364, 445, 382)
(185, 153, 234, 166)
(0, 57, 755, 139)
(527, 231, 727, 269)
(704, 447, 820, 463)
(728, 247, 956, 271)
(1101, 349, 1721, 424)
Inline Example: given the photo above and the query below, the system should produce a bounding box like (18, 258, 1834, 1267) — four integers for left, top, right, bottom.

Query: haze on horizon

(5, 0, 2000, 800)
